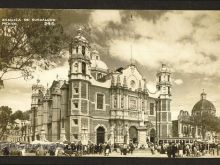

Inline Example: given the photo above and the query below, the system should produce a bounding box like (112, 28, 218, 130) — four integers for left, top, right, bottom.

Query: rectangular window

(114, 96, 117, 108)
(129, 96, 137, 110)
(73, 101, 79, 109)
(82, 46, 85, 55)
(162, 100, 166, 111)
(142, 100, 145, 110)
(162, 112, 167, 121)
(150, 103, 154, 115)
(168, 75, 170, 82)
(121, 97, 124, 108)
(73, 87, 79, 95)
(159, 76, 161, 82)
(82, 62, 86, 75)
(97, 93, 104, 110)
(73, 119, 78, 125)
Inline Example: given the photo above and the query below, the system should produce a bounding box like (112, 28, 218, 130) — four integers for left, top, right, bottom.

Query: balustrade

(110, 109, 148, 121)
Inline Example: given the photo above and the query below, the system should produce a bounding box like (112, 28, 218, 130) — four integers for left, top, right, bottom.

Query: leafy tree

(191, 112, 220, 138)
(22, 110, 30, 120)
(0, 9, 67, 88)
(0, 106, 12, 140)
(11, 110, 23, 121)
(11, 110, 30, 121)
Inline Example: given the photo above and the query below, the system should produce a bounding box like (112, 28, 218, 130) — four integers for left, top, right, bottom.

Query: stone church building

(29, 28, 173, 145)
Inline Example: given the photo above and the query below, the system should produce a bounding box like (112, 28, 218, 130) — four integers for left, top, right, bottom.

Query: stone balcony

(110, 109, 148, 121)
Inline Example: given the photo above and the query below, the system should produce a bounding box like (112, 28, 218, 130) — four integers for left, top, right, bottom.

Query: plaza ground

(22, 149, 220, 158)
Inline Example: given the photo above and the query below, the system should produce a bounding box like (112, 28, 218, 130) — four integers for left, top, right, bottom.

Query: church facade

(29, 28, 172, 145)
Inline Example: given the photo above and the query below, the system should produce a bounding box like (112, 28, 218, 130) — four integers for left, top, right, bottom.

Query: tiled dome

(192, 92, 216, 116)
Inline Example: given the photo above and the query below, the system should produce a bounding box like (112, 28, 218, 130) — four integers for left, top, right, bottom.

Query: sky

(0, 10, 220, 120)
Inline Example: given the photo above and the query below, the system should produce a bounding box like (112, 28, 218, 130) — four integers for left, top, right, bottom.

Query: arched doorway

(150, 129, 156, 143)
(96, 126, 105, 144)
(129, 126, 138, 143)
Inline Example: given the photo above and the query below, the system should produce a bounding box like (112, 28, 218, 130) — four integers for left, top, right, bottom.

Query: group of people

(34, 141, 135, 157)
(148, 141, 220, 158)
(1, 140, 220, 158)
(61, 142, 113, 156)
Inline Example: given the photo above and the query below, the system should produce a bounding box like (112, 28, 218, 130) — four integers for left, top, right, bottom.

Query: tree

(191, 112, 220, 139)
(0, 9, 67, 88)
(0, 106, 12, 140)
(11, 110, 30, 121)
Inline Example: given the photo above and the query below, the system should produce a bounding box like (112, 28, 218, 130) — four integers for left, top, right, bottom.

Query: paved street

(22, 149, 220, 158)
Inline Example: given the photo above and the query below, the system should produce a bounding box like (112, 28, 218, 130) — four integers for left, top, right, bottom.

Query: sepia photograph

(0, 9, 220, 159)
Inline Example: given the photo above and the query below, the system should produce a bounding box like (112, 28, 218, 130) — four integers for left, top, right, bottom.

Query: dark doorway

(150, 129, 156, 143)
(97, 126, 105, 144)
(129, 126, 138, 143)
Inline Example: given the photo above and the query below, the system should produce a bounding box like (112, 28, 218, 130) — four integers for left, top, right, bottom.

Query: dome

(91, 59, 108, 71)
(192, 92, 216, 115)
(74, 27, 88, 44)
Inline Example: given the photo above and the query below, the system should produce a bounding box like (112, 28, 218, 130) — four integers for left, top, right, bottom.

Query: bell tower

(68, 27, 91, 81)
(156, 64, 172, 138)
(30, 79, 44, 141)
(68, 27, 91, 142)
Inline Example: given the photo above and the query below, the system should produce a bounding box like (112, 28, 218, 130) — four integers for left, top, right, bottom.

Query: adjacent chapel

(29, 28, 173, 146)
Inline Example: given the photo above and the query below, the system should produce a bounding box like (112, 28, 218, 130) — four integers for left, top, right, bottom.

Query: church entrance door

(96, 126, 105, 144)
(129, 126, 138, 143)
(150, 129, 156, 143)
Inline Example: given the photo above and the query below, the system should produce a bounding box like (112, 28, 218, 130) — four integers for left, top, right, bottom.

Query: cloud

(146, 81, 157, 93)
(89, 10, 121, 31)
(106, 11, 220, 77)
(174, 79, 183, 85)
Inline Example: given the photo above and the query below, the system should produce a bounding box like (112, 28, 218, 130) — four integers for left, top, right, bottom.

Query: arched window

(74, 63, 78, 72)
(82, 46, 85, 55)
(97, 73, 102, 79)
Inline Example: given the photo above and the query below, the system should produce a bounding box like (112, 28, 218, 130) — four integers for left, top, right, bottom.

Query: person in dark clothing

(129, 143, 135, 154)
(167, 143, 172, 158)
(172, 143, 178, 158)
(49, 145, 56, 156)
(2, 147, 10, 156)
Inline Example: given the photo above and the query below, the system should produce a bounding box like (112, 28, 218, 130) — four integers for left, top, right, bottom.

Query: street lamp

(155, 100, 158, 143)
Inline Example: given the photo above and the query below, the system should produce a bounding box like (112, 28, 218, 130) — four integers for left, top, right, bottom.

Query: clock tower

(156, 64, 172, 138)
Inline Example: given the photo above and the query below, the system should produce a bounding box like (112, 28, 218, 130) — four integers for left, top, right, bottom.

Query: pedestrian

(171, 143, 178, 158)
(2, 146, 10, 156)
(166, 142, 172, 158)
(105, 143, 110, 156)
(178, 143, 183, 157)
(217, 143, 220, 156)
(129, 143, 135, 154)
(150, 143, 155, 155)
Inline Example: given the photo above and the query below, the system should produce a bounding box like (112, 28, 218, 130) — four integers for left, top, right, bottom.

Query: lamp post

(155, 100, 158, 143)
